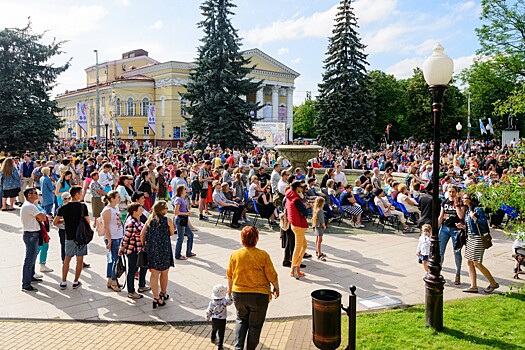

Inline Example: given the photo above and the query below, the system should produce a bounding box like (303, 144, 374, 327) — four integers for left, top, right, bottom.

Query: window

(143, 126, 150, 136)
(116, 98, 122, 116)
(126, 98, 135, 116)
(128, 126, 133, 135)
(181, 123, 187, 139)
(173, 127, 180, 140)
(160, 96, 166, 116)
(101, 96, 105, 107)
(181, 98, 187, 117)
(141, 97, 150, 116)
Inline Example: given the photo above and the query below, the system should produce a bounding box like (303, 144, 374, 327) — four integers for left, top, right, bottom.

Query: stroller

(512, 237, 525, 279)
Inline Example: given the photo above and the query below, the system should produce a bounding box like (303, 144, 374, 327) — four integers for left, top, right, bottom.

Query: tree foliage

(315, 0, 375, 148)
(293, 98, 317, 138)
(182, 0, 261, 149)
(0, 23, 69, 151)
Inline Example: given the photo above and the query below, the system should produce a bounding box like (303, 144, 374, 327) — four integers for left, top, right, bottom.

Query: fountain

(275, 144, 322, 170)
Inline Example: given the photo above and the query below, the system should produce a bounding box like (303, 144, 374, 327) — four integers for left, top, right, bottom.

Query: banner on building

(77, 102, 88, 134)
(114, 120, 124, 134)
(278, 105, 287, 122)
(262, 104, 272, 120)
(253, 122, 286, 147)
(147, 105, 156, 134)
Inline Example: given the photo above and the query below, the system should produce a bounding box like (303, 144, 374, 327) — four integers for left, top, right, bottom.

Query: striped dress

(464, 210, 485, 263)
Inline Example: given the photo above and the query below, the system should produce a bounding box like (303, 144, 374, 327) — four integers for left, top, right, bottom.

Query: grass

(336, 293, 525, 350)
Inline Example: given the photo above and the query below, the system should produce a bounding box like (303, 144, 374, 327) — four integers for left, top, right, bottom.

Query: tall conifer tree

(183, 0, 261, 149)
(315, 0, 375, 148)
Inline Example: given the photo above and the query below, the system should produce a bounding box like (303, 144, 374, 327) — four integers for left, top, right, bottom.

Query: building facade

(55, 48, 300, 146)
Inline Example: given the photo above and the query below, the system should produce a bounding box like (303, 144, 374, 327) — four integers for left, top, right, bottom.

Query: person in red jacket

(285, 181, 310, 279)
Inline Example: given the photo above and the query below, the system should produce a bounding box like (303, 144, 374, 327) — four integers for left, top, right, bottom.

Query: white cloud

(453, 54, 476, 73)
(385, 58, 423, 79)
(353, 0, 398, 24)
(291, 57, 302, 64)
(277, 47, 289, 55)
(148, 20, 164, 30)
(115, 0, 130, 6)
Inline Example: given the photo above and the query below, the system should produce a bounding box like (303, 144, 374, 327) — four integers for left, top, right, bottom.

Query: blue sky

(0, 0, 481, 104)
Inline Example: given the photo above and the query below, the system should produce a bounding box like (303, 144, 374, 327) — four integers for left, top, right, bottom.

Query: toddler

(417, 224, 431, 272)
(205, 284, 233, 350)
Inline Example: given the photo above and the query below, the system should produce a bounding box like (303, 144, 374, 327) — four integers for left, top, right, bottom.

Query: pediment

(242, 48, 300, 78)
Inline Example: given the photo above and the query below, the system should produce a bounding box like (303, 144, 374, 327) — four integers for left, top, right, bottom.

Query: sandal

(462, 287, 478, 293)
(159, 292, 170, 301)
(128, 292, 143, 299)
(110, 283, 121, 292)
(176, 256, 188, 260)
(303, 253, 312, 259)
(187, 253, 197, 258)
(484, 283, 500, 293)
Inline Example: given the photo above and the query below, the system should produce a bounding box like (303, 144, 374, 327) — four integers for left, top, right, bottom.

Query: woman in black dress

(256, 184, 278, 225)
(140, 200, 175, 309)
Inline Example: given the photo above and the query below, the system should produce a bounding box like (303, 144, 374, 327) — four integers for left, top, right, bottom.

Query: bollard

(341, 286, 357, 350)
(311, 289, 342, 350)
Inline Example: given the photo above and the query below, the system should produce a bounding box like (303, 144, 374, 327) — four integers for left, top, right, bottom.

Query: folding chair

(252, 199, 261, 226)
(215, 206, 234, 226)
(397, 202, 417, 224)
(330, 195, 346, 226)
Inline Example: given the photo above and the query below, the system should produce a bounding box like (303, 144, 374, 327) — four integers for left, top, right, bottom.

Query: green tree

(315, 0, 375, 148)
(182, 0, 261, 149)
(405, 68, 466, 141)
(366, 70, 407, 141)
(0, 23, 69, 151)
(293, 98, 317, 138)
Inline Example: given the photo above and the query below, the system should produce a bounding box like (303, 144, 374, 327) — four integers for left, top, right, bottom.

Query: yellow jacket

(227, 247, 278, 295)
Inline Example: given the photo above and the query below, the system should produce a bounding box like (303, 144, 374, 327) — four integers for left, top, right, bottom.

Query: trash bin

(311, 289, 342, 350)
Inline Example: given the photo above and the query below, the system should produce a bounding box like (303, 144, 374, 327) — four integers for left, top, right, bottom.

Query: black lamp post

(422, 43, 454, 331)
(103, 117, 110, 156)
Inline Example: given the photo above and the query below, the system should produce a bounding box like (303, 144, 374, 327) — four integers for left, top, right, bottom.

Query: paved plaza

(0, 206, 519, 349)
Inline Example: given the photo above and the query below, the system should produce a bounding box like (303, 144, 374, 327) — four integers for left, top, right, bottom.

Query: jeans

(43, 204, 53, 216)
(211, 318, 226, 347)
(22, 231, 40, 288)
(105, 238, 122, 280)
(38, 242, 49, 264)
(439, 225, 462, 275)
(233, 292, 270, 350)
(126, 251, 147, 293)
(175, 218, 194, 259)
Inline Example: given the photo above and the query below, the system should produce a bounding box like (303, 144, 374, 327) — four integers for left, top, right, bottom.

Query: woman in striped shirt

(120, 202, 150, 299)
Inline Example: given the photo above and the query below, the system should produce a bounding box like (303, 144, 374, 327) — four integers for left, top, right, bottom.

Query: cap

(211, 284, 228, 299)
(61, 192, 72, 199)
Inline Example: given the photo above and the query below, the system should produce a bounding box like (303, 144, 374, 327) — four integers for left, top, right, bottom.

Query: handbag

(137, 251, 148, 268)
(454, 229, 467, 252)
(279, 207, 290, 231)
(114, 255, 127, 289)
(179, 215, 188, 227)
(476, 223, 493, 249)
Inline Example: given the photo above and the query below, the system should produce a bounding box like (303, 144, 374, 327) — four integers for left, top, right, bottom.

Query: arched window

(141, 97, 150, 116)
(126, 98, 135, 116)
(116, 98, 121, 116)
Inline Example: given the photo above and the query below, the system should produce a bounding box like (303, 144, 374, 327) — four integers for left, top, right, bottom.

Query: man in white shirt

(20, 188, 46, 292)
(277, 170, 290, 196)
(421, 165, 432, 182)
(270, 164, 281, 194)
(333, 164, 347, 187)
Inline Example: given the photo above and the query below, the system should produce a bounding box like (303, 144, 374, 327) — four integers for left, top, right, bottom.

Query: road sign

(72, 132, 77, 137)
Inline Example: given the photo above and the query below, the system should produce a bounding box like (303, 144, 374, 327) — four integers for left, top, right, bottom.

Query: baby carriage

(512, 237, 525, 279)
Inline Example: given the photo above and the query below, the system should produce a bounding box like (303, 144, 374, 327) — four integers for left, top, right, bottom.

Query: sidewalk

(0, 205, 520, 348)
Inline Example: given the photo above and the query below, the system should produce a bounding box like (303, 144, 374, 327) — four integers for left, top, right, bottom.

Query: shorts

(200, 188, 208, 198)
(65, 239, 88, 257)
(419, 254, 429, 262)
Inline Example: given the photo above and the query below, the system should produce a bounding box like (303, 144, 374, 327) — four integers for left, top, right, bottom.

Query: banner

(253, 122, 286, 147)
(114, 119, 124, 134)
(77, 102, 88, 134)
(278, 105, 287, 122)
(488, 118, 494, 134)
(479, 119, 487, 135)
(262, 104, 272, 120)
(147, 105, 156, 135)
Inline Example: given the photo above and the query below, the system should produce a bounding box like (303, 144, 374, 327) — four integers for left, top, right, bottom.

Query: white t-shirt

(20, 201, 41, 232)
(248, 183, 258, 199)
(333, 171, 347, 185)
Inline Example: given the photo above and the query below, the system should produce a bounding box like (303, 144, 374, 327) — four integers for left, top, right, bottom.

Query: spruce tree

(183, 0, 261, 149)
(315, 0, 375, 148)
(0, 23, 70, 151)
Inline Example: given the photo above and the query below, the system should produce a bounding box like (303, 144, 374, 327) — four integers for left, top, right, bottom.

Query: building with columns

(55, 48, 299, 146)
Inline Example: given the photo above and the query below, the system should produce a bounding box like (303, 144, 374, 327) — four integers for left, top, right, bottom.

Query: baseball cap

(61, 192, 72, 200)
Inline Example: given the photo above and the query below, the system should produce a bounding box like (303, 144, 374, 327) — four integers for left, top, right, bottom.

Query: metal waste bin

(311, 289, 342, 350)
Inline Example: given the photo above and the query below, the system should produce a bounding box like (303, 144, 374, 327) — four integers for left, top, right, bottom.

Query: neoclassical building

(55, 48, 300, 146)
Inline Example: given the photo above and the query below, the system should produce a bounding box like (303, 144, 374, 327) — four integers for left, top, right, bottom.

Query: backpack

(96, 216, 105, 237)
(75, 203, 94, 246)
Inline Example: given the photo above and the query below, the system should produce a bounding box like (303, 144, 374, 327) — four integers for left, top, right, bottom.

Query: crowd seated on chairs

(374, 188, 413, 233)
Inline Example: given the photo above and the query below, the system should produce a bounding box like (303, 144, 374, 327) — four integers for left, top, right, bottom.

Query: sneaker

(33, 273, 43, 279)
(239, 219, 246, 224)
(22, 286, 38, 293)
(83, 262, 91, 268)
(40, 266, 54, 273)
(59, 282, 67, 290)
(31, 277, 43, 283)
(138, 286, 151, 292)
(355, 224, 365, 228)
(199, 215, 208, 221)
(72, 281, 82, 289)
(231, 223, 241, 229)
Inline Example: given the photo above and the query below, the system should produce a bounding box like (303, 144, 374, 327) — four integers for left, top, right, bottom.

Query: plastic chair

(215, 206, 234, 226)
(397, 202, 417, 224)
(252, 199, 261, 226)
(330, 195, 345, 226)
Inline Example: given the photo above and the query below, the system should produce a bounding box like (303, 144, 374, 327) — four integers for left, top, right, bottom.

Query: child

(417, 224, 431, 272)
(205, 284, 233, 350)
(312, 197, 327, 262)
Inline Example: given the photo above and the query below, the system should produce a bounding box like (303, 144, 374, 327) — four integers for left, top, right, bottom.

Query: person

(270, 163, 281, 194)
(20, 188, 47, 292)
(320, 168, 334, 189)
(286, 181, 310, 279)
(227, 226, 279, 350)
(256, 167, 270, 188)
(19, 154, 35, 204)
(373, 188, 413, 233)
(417, 224, 431, 272)
(116, 175, 133, 221)
(438, 186, 465, 285)
(53, 186, 90, 290)
(173, 185, 196, 260)
(131, 191, 150, 224)
(340, 185, 364, 228)
(0, 157, 22, 211)
(256, 184, 278, 226)
(333, 164, 347, 187)
(101, 190, 125, 292)
(213, 181, 244, 228)
(33, 190, 53, 273)
(397, 184, 421, 220)
(55, 170, 73, 207)
(119, 202, 151, 299)
(156, 165, 168, 201)
(55, 192, 71, 263)
(140, 200, 175, 309)
(248, 175, 262, 200)
(457, 194, 499, 293)
(205, 284, 233, 350)
(138, 170, 153, 211)
(312, 197, 327, 262)
(198, 160, 214, 221)
(40, 167, 55, 215)
(89, 171, 107, 229)
(418, 182, 434, 228)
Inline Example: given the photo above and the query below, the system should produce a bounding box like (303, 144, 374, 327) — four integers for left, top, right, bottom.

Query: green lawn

(337, 294, 525, 349)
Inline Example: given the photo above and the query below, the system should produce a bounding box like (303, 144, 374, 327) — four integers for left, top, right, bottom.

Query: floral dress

(145, 215, 174, 271)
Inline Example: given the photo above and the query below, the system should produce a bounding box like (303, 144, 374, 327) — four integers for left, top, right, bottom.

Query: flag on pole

(77, 102, 88, 134)
(479, 119, 487, 135)
(488, 118, 494, 134)
(147, 105, 156, 135)
(114, 119, 124, 134)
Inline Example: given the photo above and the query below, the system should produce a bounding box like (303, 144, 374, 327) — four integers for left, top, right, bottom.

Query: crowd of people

(2, 135, 525, 350)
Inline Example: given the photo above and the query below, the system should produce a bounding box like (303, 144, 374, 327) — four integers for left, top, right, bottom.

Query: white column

(256, 85, 265, 118)
(272, 85, 280, 121)
(287, 87, 294, 142)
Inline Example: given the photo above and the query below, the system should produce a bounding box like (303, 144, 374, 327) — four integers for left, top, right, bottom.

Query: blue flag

(479, 119, 487, 135)
(488, 118, 494, 134)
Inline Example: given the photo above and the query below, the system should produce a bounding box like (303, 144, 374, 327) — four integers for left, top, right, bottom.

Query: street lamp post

(94, 50, 101, 141)
(422, 43, 454, 332)
(103, 116, 110, 156)
(456, 122, 462, 151)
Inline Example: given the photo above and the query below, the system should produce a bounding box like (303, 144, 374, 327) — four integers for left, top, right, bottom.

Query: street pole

(94, 49, 101, 142)
(105, 124, 108, 156)
(467, 92, 471, 141)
